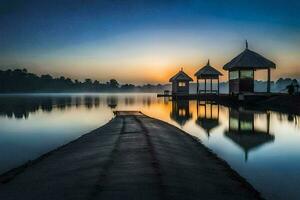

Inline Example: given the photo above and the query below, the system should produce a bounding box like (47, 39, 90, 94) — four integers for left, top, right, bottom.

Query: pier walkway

(0, 111, 261, 200)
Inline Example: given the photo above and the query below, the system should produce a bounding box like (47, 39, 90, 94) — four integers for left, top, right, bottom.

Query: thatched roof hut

(169, 69, 193, 82)
(195, 60, 222, 95)
(195, 60, 223, 78)
(169, 68, 193, 95)
(223, 41, 276, 94)
(223, 49, 276, 70)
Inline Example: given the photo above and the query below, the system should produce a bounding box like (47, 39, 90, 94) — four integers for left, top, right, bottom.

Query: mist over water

(0, 93, 299, 199)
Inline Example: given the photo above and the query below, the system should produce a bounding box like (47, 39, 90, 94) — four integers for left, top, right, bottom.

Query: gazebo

(194, 60, 222, 95)
(169, 68, 193, 95)
(223, 41, 276, 94)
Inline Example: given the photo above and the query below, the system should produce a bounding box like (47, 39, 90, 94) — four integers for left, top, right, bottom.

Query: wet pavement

(0, 111, 261, 200)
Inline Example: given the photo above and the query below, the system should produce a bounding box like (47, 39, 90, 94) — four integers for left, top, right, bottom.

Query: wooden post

(204, 79, 207, 94)
(210, 78, 213, 94)
(196, 79, 199, 95)
(228, 112, 231, 131)
(238, 114, 241, 132)
(217, 77, 220, 95)
(228, 71, 231, 94)
(210, 103, 212, 118)
(267, 112, 270, 134)
(252, 116, 255, 132)
(252, 69, 255, 93)
(196, 99, 199, 117)
(267, 68, 271, 93)
(238, 70, 241, 94)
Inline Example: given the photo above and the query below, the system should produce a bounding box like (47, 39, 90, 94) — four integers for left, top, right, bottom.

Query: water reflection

(107, 96, 118, 109)
(0, 95, 118, 118)
(224, 108, 275, 161)
(196, 101, 220, 137)
(1, 94, 300, 200)
(125, 96, 135, 105)
(277, 112, 299, 127)
(170, 100, 192, 126)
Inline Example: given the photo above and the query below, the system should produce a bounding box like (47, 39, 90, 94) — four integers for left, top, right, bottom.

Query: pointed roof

(224, 130, 275, 161)
(170, 112, 192, 126)
(195, 60, 223, 77)
(169, 68, 193, 82)
(225, 130, 274, 152)
(223, 41, 276, 70)
(196, 118, 220, 135)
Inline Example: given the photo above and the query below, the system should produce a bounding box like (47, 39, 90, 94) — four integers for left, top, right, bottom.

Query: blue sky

(0, 0, 299, 83)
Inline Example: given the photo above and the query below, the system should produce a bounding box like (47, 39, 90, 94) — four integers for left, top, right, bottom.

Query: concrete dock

(0, 111, 261, 200)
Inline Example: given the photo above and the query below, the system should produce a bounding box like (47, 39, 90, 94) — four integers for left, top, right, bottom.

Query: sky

(0, 0, 299, 84)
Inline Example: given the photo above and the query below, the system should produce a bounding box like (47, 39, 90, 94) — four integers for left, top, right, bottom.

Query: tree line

(0, 68, 165, 93)
(0, 68, 298, 93)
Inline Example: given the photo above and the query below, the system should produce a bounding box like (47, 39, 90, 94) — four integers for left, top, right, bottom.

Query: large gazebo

(223, 41, 276, 94)
(195, 60, 222, 95)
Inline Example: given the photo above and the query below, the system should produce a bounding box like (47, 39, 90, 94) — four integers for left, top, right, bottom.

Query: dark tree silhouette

(0, 68, 165, 93)
(109, 79, 119, 89)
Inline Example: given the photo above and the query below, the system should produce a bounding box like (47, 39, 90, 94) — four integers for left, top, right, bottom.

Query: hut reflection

(84, 96, 93, 109)
(94, 97, 100, 107)
(163, 96, 170, 105)
(107, 96, 118, 109)
(75, 97, 82, 107)
(40, 98, 53, 112)
(170, 100, 192, 126)
(277, 113, 299, 128)
(196, 101, 220, 137)
(142, 96, 152, 107)
(125, 96, 135, 105)
(0, 95, 111, 119)
(224, 108, 274, 161)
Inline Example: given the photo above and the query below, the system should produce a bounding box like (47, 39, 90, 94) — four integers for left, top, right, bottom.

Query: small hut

(169, 68, 193, 95)
(195, 60, 222, 95)
(223, 41, 276, 94)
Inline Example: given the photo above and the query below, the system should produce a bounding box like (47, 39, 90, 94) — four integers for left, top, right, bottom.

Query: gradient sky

(0, 0, 299, 84)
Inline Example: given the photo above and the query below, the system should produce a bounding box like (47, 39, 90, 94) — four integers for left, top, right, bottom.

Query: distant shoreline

(1, 68, 299, 94)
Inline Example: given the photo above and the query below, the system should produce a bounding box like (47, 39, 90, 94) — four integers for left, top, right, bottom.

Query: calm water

(0, 93, 299, 199)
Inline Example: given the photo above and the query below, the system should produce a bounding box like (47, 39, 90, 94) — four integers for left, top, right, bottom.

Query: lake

(0, 93, 299, 199)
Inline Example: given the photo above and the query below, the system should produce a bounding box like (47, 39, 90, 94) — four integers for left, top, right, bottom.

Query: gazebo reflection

(107, 96, 118, 109)
(196, 101, 220, 137)
(170, 100, 192, 127)
(224, 108, 274, 161)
